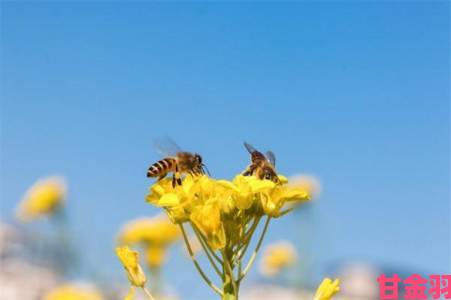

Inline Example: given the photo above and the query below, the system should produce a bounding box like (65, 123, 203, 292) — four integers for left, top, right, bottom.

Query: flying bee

(147, 138, 208, 187)
(242, 142, 279, 183)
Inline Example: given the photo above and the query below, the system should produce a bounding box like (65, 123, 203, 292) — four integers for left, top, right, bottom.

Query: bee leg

(243, 165, 255, 176)
(157, 173, 167, 181)
(174, 165, 182, 186)
(172, 174, 176, 188)
(171, 175, 182, 187)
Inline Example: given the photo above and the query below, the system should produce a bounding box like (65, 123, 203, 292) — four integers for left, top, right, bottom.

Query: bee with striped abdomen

(147, 139, 207, 187)
(242, 142, 279, 183)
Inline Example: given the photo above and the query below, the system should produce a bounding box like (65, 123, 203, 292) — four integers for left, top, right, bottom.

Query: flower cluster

(146, 175, 308, 250)
(146, 173, 311, 299)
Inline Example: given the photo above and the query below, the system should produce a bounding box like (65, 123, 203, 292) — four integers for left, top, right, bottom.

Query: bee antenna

(202, 164, 211, 176)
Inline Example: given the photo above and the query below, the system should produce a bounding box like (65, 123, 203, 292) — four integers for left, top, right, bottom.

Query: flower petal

(158, 193, 180, 207)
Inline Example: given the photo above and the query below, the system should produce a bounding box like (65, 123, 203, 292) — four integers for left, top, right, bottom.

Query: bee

(242, 142, 279, 183)
(147, 139, 207, 187)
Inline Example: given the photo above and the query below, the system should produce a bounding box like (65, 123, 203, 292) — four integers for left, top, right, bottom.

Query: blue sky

(1, 1, 449, 298)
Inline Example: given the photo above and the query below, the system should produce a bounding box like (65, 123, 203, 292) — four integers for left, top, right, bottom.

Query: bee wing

(154, 137, 183, 157)
(265, 151, 276, 166)
(243, 142, 258, 154)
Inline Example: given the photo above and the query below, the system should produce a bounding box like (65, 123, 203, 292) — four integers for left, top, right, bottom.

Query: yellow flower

(16, 176, 66, 221)
(118, 214, 180, 246)
(43, 284, 103, 300)
(145, 245, 166, 269)
(218, 174, 309, 217)
(217, 175, 270, 210)
(314, 278, 340, 300)
(190, 201, 226, 250)
(115, 246, 147, 287)
(259, 241, 297, 277)
(259, 180, 310, 217)
(146, 175, 201, 223)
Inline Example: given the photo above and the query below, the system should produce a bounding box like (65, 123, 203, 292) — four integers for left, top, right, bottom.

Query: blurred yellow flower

(117, 214, 180, 272)
(118, 215, 180, 246)
(16, 176, 66, 221)
(145, 245, 166, 269)
(314, 278, 340, 300)
(43, 284, 103, 300)
(259, 241, 297, 277)
(125, 286, 135, 300)
(288, 174, 321, 198)
(115, 246, 147, 287)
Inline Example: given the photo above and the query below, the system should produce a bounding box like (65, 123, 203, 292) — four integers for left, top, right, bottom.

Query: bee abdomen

(147, 158, 175, 177)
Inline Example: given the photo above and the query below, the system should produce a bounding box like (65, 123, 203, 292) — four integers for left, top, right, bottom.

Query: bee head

(194, 154, 210, 176)
(194, 154, 202, 164)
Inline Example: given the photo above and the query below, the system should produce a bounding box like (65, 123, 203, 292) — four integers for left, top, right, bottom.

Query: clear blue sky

(1, 1, 449, 298)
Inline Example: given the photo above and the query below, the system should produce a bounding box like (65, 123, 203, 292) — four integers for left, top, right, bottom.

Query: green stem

(236, 257, 243, 294)
(221, 249, 237, 297)
(191, 223, 223, 277)
(235, 219, 255, 252)
(149, 267, 162, 297)
(278, 206, 297, 217)
(179, 224, 223, 297)
(142, 286, 156, 300)
(238, 216, 271, 281)
(191, 222, 224, 264)
(233, 217, 261, 264)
